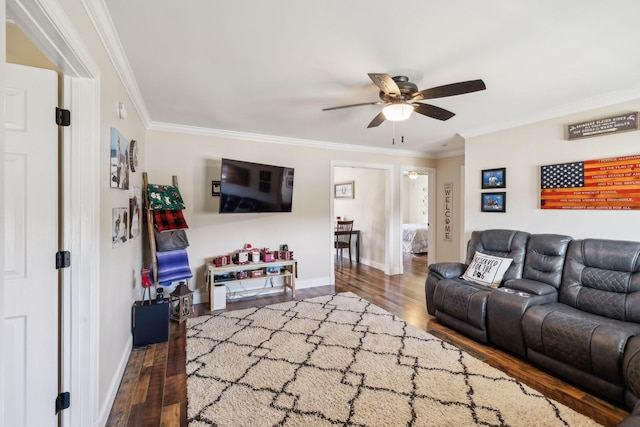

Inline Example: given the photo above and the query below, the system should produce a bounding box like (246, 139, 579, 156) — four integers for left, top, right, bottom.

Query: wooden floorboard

(106, 253, 630, 426)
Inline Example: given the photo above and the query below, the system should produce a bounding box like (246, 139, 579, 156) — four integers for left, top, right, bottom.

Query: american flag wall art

(540, 154, 640, 210)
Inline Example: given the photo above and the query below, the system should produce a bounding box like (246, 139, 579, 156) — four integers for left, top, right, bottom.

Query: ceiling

(96, 0, 640, 157)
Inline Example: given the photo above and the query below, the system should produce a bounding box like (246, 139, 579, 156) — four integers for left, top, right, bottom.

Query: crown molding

(461, 86, 640, 139)
(82, 0, 151, 126)
(82, 0, 461, 159)
(147, 121, 442, 158)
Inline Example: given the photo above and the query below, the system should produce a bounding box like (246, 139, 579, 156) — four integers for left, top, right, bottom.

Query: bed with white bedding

(402, 223, 429, 253)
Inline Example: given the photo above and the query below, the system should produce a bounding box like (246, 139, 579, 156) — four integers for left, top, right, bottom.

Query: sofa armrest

(617, 399, 640, 427)
(486, 283, 558, 357)
(425, 262, 468, 316)
(624, 336, 640, 410)
(503, 278, 558, 297)
(429, 262, 467, 279)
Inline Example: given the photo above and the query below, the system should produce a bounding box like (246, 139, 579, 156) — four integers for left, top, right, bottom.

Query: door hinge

(56, 251, 71, 269)
(55, 107, 70, 126)
(55, 392, 70, 413)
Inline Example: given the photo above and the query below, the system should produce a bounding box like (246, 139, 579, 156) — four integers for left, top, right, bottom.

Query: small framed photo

(481, 168, 506, 189)
(481, 192, 506, 213)
(334, 181, 354, 199)
(211, 180, 221, 196)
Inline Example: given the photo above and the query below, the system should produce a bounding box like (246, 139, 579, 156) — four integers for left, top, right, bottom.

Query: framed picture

(481, 168, 506, 189)
(128, 186, 142, 239)
(110, 128, 130, 189)
(334, 181, 354, 199)
(211, 180, 221, 196)
(481, 192, 506, 213)
(112, 207, 129, 247)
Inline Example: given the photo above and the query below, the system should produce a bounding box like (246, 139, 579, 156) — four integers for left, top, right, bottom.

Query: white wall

(144, 130, 435, 301)
(465, 99, 640, 243)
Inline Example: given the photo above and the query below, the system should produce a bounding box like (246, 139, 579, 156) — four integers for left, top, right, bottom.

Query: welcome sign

(443, 182, 453, 242)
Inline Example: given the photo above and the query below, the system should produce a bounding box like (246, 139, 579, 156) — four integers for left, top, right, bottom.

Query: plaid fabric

(153, 209, 189, 231)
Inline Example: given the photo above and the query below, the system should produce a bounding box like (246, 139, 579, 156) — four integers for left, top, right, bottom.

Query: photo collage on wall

(481, 168, 506, 213)
(110, 127, 142, 247)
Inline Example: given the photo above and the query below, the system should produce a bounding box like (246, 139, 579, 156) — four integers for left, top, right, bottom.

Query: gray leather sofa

(425, 229, 530, 343)
(425, 230, 640, 422)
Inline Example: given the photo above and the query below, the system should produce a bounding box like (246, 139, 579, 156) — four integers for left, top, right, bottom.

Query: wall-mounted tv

(219, 158, 294, 213)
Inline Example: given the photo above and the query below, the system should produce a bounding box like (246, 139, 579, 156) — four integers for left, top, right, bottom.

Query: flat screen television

(219, 158, 294, 213)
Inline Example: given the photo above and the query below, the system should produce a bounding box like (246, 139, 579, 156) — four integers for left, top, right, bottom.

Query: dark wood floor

(106, 254, 630, 426)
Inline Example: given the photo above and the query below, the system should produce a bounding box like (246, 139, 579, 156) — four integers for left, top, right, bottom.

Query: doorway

(400, 166, 436, 274)
(331, 162, 394, 279)
(331, 162, 432, 279)
(333, 165, 389, 271)
(3, 1, 101, 425)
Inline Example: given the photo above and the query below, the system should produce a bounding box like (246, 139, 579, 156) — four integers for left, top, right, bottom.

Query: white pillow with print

(461, 251, 513, 288)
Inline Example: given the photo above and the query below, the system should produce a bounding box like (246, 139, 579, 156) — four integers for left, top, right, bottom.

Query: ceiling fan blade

(367, 111, 386, 128)
(411, 79, 486, 100)
(413, 103, 456, 121)
(322, 101, 383, 111)
(368, 73, 401, 96)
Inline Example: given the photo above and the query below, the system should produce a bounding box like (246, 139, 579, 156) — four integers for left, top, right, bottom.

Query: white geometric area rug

(186, 292, 601, 427)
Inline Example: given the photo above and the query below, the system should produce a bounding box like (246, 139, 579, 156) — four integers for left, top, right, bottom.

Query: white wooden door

(4, 63, 59, 426)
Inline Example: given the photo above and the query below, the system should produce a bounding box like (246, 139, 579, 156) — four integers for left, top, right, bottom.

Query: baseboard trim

(96, 335, 132, 427)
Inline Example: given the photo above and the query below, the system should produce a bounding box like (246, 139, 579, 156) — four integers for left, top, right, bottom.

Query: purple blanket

(156, 248, 193, 285)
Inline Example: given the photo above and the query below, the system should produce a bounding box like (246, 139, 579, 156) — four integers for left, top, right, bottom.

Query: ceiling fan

(322, 73, 486, 128)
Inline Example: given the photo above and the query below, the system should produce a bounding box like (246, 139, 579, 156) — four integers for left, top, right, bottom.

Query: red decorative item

(213, 254, 232, 267)
(262, 250, 274, 262)
(141, 268, 153, 288)
(141, 267, 153, 303)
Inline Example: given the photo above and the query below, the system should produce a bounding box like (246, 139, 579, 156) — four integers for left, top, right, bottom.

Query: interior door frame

(330, 161, 396, 279)
(3, 1, 101, 426)
(399, 165, 436, 273)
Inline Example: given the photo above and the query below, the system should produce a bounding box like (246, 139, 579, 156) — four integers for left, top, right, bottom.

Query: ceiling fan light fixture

(408, 171, 419, 180)
(382, 103, 414, 121)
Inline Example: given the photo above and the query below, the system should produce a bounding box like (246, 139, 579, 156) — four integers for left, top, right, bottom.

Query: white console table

(205, 259, 297, 311)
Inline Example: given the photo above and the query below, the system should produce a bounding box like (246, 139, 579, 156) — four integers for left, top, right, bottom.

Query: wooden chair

(334, 220, 354, 265)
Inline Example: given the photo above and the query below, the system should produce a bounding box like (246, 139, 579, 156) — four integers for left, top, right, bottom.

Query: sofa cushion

(435, 279, 491, 328)
(561, 239, 640, 322)
(434, 279, 493, 343)
(521, 234, 572, 288)
(523, 303, 640, 386)
(461, 251, 512, 288)
(465, 229, 530, 282)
